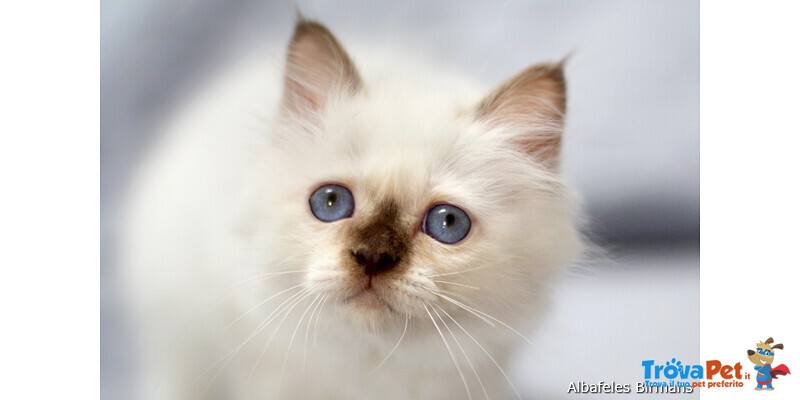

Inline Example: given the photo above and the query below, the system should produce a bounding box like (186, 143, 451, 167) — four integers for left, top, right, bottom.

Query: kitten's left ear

(282, 21, 363, 116)
(475, 62, 567, 168)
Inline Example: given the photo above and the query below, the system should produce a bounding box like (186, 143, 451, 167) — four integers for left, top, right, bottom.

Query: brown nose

(747, 350, 755, 356)
(353, 249, 399, 276)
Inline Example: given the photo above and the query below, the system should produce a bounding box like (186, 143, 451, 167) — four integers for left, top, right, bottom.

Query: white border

(702, 0, 800, 398)
(4, 0, 800, 398)
(0, 1, 99, 399)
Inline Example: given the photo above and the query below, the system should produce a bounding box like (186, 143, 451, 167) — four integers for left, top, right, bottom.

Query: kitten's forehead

(332, 85, 473, 148)
(351, 157, 436, 219)
(320, 87, 478, 207)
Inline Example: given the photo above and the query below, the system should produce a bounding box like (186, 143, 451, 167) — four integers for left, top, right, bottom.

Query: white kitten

(121, 20, 584, 400)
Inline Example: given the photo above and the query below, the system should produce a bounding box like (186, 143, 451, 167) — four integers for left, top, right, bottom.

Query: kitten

(121, 20, 584, 400)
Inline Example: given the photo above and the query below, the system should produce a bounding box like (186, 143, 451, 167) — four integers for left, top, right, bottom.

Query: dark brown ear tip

(523, 62, 566, 90)
(747, 350, 755, 355)
(293, 6, 306, 23)
(559, 51, 575, 67)
(292, 20, 332, 41)
(772, 343, 784, 350)
(536, 62, 565, 77)
(549, 62, 566, 79)
(552, 64, 566, 88)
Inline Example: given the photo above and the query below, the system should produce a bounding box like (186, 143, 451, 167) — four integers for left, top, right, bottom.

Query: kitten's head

(259, 21, 583, 335)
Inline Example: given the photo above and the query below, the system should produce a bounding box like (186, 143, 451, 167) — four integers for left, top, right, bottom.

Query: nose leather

(353, 249, 399, 275)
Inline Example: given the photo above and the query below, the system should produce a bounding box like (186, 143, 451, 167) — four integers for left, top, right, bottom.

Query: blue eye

(309, 184, 354, 222)
(423, 204, 471, 244)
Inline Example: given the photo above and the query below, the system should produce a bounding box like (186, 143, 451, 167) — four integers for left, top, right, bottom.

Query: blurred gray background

(102, 1, 699, 398)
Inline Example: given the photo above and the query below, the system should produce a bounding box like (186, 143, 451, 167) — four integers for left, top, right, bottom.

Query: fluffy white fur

(121, 21, 584, 400)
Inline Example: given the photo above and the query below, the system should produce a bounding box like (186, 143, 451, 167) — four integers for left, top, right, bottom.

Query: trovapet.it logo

(745, 337, 791, 391)
(641, 336, 792, 392)
(640, 358, 742, 391)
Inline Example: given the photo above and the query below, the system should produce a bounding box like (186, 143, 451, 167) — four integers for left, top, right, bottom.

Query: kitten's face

(259, 22, 582, 334)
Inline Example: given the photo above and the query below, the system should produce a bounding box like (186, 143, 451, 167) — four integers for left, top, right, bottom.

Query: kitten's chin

(346, 289, 392, 312)
(342, 290, 390, 329)
(340, 287, 405, 333)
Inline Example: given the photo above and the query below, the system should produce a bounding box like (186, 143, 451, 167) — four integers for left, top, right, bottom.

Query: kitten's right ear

(475, 62, 567, 169)
(282, 21, 362, 116)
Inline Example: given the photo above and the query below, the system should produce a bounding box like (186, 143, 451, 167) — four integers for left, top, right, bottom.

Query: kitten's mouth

(345, 289, 388, 309)
(343, 278, 394, 313)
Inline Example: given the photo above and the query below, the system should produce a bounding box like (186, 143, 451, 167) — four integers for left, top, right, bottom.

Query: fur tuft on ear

(282, 20, 362, 116)
(476, 62, 567, 168)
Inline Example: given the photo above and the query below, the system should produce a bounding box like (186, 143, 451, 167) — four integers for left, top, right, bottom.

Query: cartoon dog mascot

(747, 337, 791, 390)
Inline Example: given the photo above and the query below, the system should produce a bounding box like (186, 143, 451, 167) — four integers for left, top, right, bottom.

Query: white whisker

(202, 284, 316, 395)
(434, 280, 481, 290)
(192, 283, 309, 389)
(302, 295, 325, 371)
(276, 293, 321, 397)
(370, 314, 409, 375)
(155, 269, 306, 394)
(435, 303, 522, 400)
(432, 305, 489, 400)
(313, 295, 329, 346)
(429, 291, 496, 327)
(429, 287, 474, 304)
(431, 291, 532, 346)
(428, 265, 488, 278)
(223, 282, 307, 332)
(425, 304, 472, 400)
(214, 269, 307, 301)
(243, 286, 318, 382)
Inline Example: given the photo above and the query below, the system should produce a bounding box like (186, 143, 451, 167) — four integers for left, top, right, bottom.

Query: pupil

(444, 213, 455, 227)
(326, 192, 337, 207)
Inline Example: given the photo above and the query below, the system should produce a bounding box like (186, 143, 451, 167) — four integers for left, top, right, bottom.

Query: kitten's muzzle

(346, 199, 410, 277)
(352, 249, 400, 276)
